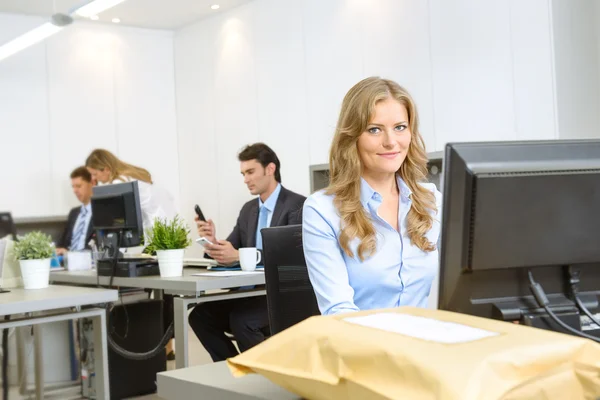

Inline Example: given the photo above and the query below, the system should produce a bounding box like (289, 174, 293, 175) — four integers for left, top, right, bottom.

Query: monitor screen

(92, 194, 129, 230)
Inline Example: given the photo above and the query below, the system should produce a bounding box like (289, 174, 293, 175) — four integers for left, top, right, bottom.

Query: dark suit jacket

(227, 186, 306, 249)
(57, 206, 94, 250)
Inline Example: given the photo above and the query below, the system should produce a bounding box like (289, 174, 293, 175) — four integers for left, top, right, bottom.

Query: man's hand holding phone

(203, 240, 239, 265)
(195, 217, 217, 244)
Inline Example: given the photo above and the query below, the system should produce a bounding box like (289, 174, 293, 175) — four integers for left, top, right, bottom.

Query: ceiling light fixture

(75, 0, 127, 18)
(0, 13, 73, 62)
(0, 0, 127, 63)
(211, 4, 220, 10)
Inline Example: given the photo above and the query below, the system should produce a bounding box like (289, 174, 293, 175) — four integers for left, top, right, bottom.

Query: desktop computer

(438, 140, 600, 340)
(91, 181, 160, 277)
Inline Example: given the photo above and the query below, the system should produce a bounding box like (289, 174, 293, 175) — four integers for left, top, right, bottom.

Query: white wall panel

(175, 19, 220, 256)
(46, 25, 118, 211)
(212, 4, 261, 236)
(0, 14, 52, 217)
(113, 28, 180, 210)
(429, 0, 516, 147)
(552, 0, 600, 139)
(253, 0, 310, 197)
(509, 0, 557, 140)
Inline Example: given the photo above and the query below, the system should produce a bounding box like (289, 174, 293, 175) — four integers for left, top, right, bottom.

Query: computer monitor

(439, 140, 600, 334)
(91, 181, 143, 248)
(0, 213, 16, 241)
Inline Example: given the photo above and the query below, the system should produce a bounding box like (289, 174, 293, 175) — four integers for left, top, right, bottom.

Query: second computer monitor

(91, 181, 143, 248)
(439, 140, 600, 321)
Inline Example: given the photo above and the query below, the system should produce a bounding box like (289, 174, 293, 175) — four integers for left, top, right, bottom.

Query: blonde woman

(85, 149, 176, 234)
(302, 77, 442, 316)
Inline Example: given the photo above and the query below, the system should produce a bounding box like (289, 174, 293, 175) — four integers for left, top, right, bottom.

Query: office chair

(261, 224, 320, 335)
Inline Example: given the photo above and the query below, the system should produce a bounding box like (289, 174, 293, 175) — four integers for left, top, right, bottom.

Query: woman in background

(302, 77, 442, 316)
(85, 149, 175, 233)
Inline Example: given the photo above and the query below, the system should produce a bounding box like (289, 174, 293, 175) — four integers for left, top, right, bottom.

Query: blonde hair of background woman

(85, 149, 153, 184)
(327, 76, 437, 261)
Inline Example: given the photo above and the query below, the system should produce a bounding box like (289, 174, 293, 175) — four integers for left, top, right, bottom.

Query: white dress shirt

(302, 176, 442, 316)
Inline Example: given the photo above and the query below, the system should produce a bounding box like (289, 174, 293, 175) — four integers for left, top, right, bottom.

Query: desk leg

(16, 327, 27, 395)
(92, 310, 109, 400)
(174, 297, 189, 369)
(33, 324, 44, 400)
(33, 325, 44, 400)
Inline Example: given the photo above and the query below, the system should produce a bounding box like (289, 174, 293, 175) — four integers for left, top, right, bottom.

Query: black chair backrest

(0, 213, 16, 241)
(261, 224, 320, 335)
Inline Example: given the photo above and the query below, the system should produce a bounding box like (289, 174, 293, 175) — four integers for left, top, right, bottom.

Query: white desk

(0, 285, 117, 400)
(157, 361, 300, 400)
(50, 268, 266, 368)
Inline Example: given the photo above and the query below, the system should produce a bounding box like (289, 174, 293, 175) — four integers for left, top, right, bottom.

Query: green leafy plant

(13, 231, 54, 260)
(144, 215, 192, 253)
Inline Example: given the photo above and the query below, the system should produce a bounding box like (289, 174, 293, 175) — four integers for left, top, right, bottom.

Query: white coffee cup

(239, 247, 261, 271)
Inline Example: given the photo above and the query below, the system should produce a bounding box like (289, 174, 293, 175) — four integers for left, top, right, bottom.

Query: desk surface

(0, 285, 118, 316)
(157, 361, 300, 400)
(50, 268, 265, 294)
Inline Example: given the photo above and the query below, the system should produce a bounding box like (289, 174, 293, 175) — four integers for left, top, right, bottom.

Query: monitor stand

(492, 293, 598, 336)
(520, 307, 581, 334)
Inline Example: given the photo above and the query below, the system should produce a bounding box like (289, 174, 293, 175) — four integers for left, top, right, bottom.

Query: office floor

(8, 324, 213, 400)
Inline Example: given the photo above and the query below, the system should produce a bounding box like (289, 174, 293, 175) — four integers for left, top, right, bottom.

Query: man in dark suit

(189, 143, 306, 362)
(56, 167, 95, 255)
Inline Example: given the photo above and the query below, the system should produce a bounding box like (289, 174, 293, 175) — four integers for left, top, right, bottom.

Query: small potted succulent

(145, 216, 191, 277)
(13, 231, 55, 289)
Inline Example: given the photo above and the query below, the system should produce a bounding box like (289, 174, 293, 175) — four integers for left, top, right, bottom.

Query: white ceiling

(0, 0, 253, 30)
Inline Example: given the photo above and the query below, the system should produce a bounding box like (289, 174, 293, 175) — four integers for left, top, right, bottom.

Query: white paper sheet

(191, 271, 264, 277)
(344, 313, 499, 344)
(66, 251, 92, 271)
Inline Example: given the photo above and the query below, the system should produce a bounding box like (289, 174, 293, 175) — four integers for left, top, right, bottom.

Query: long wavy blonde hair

(85, 149, 153, 184)
(327, 77, 436, 261)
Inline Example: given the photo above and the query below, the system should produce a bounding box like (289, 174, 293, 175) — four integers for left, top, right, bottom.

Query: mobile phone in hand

(194, 204, 206, 222)
(195, 237, 214, 247)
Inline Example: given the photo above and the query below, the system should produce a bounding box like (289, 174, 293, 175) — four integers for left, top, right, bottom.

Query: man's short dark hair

(70, 166, 92, 182)
(238, 143, 281, 183)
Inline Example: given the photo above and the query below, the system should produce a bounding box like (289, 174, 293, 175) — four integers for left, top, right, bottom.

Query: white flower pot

(156, 249, 185, 278)
(19, 258, 51, 289)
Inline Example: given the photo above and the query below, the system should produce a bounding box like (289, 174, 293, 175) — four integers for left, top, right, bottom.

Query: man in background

(189, 143, 306, 362)
(56, 166, 95, 255)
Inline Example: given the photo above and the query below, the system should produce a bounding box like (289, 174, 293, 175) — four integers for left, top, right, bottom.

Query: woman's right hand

(195, 217, 217, 244)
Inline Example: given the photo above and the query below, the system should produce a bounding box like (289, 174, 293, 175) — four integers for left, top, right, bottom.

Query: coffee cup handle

(256, 251, 261, 265)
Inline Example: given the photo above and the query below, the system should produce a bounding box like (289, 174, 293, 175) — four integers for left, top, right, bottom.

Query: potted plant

(145, 216, 191, 277)
(13, 231, 55, 289)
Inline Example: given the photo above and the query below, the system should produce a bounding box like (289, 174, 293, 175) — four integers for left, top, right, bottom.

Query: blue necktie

(255, 205, 269, 250)
(71, 207, 88, 251)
